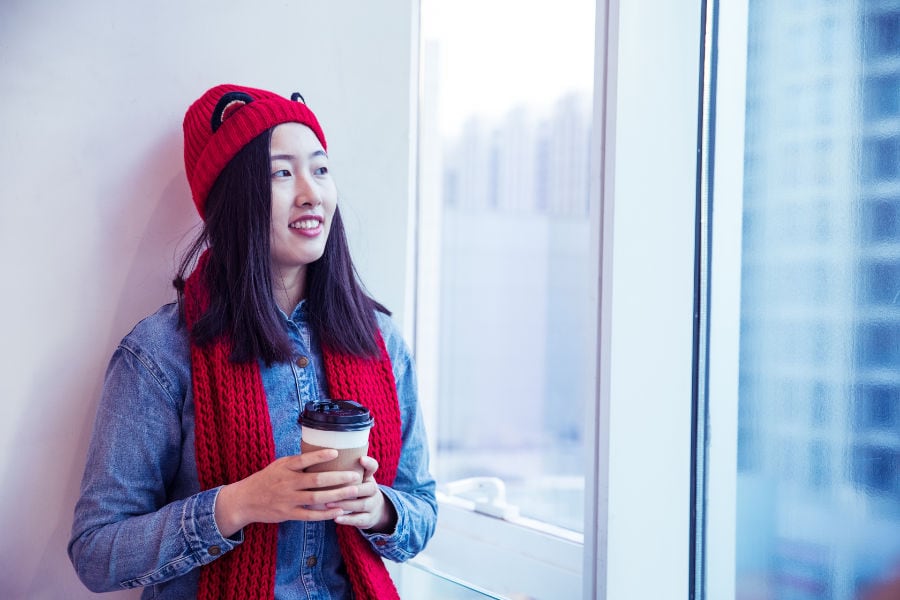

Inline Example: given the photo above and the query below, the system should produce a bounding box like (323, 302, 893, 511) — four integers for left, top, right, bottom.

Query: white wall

(0, 1, 415, 597)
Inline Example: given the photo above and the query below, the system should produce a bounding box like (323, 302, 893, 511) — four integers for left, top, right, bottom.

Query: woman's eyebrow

(270, 150, 328, 161)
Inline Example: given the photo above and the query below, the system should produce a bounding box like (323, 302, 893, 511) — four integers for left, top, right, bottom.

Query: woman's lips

(289, 216, 323, 237)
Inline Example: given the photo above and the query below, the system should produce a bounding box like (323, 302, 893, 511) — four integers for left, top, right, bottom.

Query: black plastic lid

(298, 399, 374, 431)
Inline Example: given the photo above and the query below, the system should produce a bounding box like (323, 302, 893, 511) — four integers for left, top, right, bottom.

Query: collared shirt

(69, 302, 437, 599)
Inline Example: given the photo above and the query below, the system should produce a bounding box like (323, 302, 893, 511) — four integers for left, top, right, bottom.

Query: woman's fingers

(331, 486, 393, 531)
(301, 469, 362, 491)
(332, 510, 375, 528)
(325, 481, 379, 506)
(358, 455, 379, 481)
(283, 449, 338, 471)
(324, 481, 382, 524)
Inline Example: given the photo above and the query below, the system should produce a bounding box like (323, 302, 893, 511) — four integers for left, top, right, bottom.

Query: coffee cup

(299, 399, 374, 489)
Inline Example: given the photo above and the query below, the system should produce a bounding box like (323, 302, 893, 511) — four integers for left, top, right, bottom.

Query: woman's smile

(289, 215, 324, 236)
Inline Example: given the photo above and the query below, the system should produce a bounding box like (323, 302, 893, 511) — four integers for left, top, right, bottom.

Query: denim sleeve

(362, 318, 438, 562)
(68, 345, 241, 592)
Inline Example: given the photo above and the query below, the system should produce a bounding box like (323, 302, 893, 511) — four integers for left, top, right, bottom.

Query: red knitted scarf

(183, 252, 403, 600)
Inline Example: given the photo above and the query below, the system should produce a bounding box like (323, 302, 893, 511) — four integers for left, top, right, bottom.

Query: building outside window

(418, 0, 595, 537)
(715, 1, 900, 598)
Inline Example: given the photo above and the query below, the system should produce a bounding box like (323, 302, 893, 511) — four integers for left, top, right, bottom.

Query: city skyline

(433, 87, 593, 533)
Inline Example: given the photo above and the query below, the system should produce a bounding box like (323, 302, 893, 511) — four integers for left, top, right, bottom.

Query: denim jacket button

(306, 555, 318, 567)
(208, 545, 221, 556)
(296, 356, 310, 368)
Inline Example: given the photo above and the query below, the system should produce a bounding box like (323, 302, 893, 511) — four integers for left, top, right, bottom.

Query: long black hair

(174, 127, 388, 364)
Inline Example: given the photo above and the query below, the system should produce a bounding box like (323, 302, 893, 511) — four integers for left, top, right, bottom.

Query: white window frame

(587, 0, 704, 598)
(704, 0, 749, 598)
(405, 0, 708, 597)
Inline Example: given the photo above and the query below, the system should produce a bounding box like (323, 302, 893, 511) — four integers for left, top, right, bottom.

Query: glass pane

(420, 0, 595, 533)
(734, 1, 900, 598)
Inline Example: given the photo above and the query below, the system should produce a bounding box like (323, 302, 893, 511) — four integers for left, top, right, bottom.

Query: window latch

(440, 476, 520, 520)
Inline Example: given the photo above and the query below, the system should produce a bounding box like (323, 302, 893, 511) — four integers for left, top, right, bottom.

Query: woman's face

(268, 122, 337, 279)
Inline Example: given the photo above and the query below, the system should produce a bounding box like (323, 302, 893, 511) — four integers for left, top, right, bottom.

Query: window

(857, 323, 900, 368)
(863, 75, 900, 120)
(421, 0, 594, 529)
(854, 384, 899, 430)
(861, 200, 900, 243)
(867, 11, 900, 59)
(851, 445, 900, 496)
(706, 1, 900, 598)
(861, 261, 900, 305)
(863, 139, 900, 182)
(412, 0, 596, 596)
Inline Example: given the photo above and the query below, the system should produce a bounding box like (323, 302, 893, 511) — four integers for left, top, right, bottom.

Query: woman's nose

(294, 174, 321, 206)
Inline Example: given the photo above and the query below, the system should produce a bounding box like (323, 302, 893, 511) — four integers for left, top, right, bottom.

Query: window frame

(704, 0, 750, 597)
(408, 0, 708, 597)
(587, 0, 705, 598)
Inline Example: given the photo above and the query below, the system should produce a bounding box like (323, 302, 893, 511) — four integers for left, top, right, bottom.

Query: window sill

(408, 493, 583, 599)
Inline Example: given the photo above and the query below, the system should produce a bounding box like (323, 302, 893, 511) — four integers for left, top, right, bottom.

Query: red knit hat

(183, 83, 328, 218)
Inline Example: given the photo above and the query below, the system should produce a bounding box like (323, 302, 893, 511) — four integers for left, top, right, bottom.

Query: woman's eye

(315, 166, 329, 176)
(272, 169, 291, 178)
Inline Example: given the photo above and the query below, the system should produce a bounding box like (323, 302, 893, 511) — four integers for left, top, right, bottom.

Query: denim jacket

(68, 301, 437, 599)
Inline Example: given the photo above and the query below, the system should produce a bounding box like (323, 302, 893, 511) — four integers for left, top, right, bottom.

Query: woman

(68, 84, 437, 599)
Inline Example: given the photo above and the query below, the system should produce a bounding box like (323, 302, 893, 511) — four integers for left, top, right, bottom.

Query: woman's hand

(329, 456, 397, 534)
(214, 449, 365, 537)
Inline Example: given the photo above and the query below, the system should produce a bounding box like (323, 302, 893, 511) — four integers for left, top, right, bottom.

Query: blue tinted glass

(736, 2, 900, 598)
